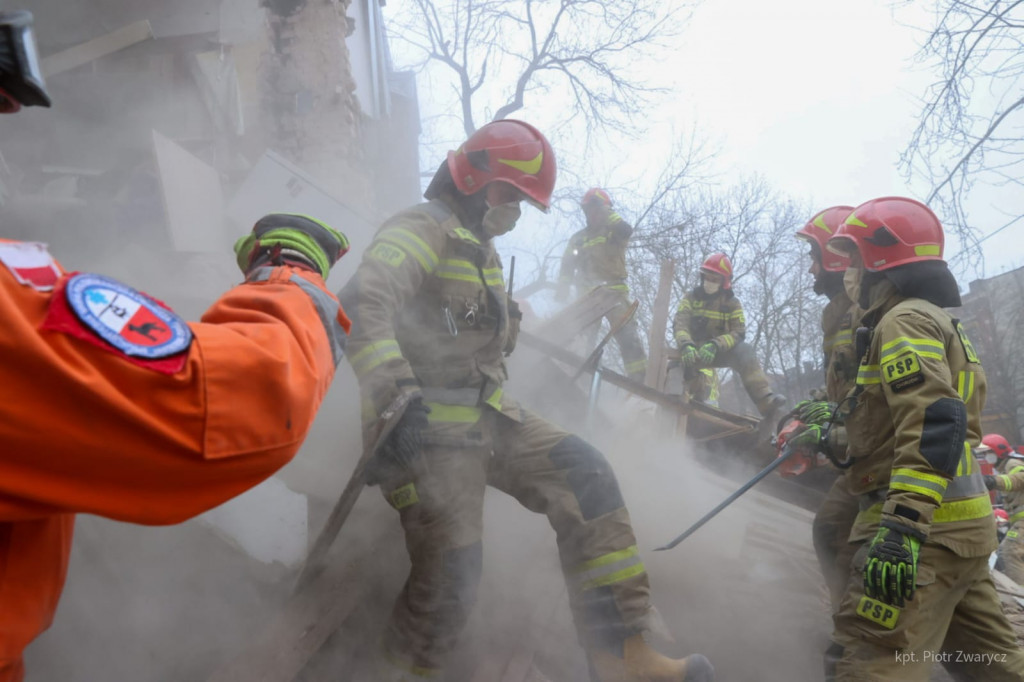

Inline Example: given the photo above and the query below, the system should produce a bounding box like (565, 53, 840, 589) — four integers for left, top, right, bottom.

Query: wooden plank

(42, 21, 153, 77)
(535, 287, 622, 346)
(644, 259, 675, 390)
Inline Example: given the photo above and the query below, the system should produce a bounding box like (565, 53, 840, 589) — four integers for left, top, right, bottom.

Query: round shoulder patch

(65, 273, 192, 358)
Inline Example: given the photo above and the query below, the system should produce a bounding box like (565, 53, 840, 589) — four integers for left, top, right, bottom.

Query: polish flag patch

(41, 273, 193, 374)
(0, 241, 62, 290)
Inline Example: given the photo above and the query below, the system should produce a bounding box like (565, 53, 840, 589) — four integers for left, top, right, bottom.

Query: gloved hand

(382, 397, 430, 467)
(679, 344, 697, 368)
(985, 475, 998, 491)
(788, 422, 827, 451)
(794, 399, 836, 427)
(234, 213, 350, 280)
(863, 522, 923, 607)
(697, 342, 717, 365)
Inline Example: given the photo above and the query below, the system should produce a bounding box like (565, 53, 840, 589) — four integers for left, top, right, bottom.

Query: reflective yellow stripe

(571, 546, 647, 591)
(956, 371, 975, 403)
(378, 228, 439, 273)
(693, 310, 731, 321)
(580, 563, 647, 591)
(482, 267, 504, 288)
(581, 236, 608, 248)
(674, 330, 692, 342)
(1001, 475, 1014, 491)
(349, 339, 402, 376)
(857, 364, 881, 385)
(890, 468, 948, 504)
(856, 495, 992, 526)
(572, 545, 640, 573)
(824, 329, 853, 352)
(423, 402, 482, 424)
(484, 386, 503, 411)
(956, 443, 973, 477)
(729, 310, 745, 322)
(1010, 508, 1024, 524)
(1009, 465, 1024, 475)
(677, 300, 692, 312)
(879, 337, 945, 364)
(452, 227, 480, 244)
(720, 335, 736, 350)
(436, 258, 481, 283)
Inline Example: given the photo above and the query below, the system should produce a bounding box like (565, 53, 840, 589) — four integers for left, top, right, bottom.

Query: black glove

(984, 475, 998, 491)
(863, 522, 923, 607)
(366, 397, 431, 485)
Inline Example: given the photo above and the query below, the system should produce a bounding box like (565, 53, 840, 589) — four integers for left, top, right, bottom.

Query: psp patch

(857, 596, 900, 630)
(65, 273, 192, 358)
(883, 352, 924, 393)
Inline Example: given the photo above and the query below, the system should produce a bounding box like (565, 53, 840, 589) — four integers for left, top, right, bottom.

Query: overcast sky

(384, 0, 1023, 284)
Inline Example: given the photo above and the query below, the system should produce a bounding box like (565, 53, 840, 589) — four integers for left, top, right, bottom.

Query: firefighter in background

(672, 253, 785, 418)
(794, 196, 1024, 680)
(557, 188, 648, 382)
(984, 433, 1024, 583)
(792, 205, 862, 615)
(0, 13, 352, 679)
(339, 121, 713, 682)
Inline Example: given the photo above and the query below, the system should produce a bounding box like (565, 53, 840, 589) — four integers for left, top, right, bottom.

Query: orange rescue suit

(0, 241, 347, 680)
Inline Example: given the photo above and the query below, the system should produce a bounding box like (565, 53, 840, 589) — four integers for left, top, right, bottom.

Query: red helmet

(582, 188, 612, 208)
(795, 206, 854, 272)
(700, 252, 733, 289)
(826, 196, 944, 272)
(982, 433, 1013, 460)
(447, 119, 556, 211)
(995, 508, 1010, 522)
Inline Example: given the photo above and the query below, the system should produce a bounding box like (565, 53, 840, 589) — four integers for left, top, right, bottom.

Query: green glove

(680, 344, 697, 368)
(234, 213, 350, 280)
(863, 523, 923, 607)
(697, 341, 718, 365)
(788, 423, 827, 450)
(794, 399, 835, 427)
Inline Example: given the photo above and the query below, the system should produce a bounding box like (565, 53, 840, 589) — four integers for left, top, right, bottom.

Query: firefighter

(984, 433, 1024, 583)
(557, 188, 648, 382)
(671, 253, 785, 418)
(338, 120, 714, 682)
(0, 15, 351, 678)
(793, 205, 862, 615)
(793, 196, 1024, 681)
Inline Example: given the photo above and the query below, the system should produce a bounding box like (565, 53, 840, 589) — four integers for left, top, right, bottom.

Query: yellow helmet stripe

(497, 151, 543, 175)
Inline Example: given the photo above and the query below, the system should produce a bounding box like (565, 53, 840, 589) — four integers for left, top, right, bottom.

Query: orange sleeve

(0, 262, 342, 525)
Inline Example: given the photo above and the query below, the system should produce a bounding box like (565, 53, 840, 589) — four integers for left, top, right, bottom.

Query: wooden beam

(42, 21, 154, 78)
(644, 259, 675, 390)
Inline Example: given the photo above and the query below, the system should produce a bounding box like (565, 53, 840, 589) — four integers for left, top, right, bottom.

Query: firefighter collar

(65, 273, 192, 358)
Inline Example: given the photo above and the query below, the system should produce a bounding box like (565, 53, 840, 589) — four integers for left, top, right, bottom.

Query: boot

(755, 392, 786, 419)
(589, 634, 715, 682)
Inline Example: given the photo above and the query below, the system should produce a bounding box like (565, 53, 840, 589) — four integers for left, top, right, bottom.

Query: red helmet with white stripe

(447, 119, 557, 211)
(581, 188, 612, 208)
(983, 433, 1013, 460)
(700, 252, 733, 289)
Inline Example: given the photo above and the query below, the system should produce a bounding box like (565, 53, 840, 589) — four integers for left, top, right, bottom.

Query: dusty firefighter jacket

(822, 290, 861, 403)
(835, 284, 995, 558)
(995, 457, 1024, 526)
(672, 288, 746, 353)
(340, 195, 522, 435)
(558, 208, 633, 291)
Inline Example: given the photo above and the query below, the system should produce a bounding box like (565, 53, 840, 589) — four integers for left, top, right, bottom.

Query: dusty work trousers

(585, 286, 647, 382)
(827, 540, 1024, 681)
(697, 342, 775, 415)
(376, 408, 651, 675)
(998, 520, 1024, 585)
(812, 475, 859, 613)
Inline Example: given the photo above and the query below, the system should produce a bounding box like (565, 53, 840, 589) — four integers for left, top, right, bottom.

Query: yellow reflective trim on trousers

(378, 229, 439, 273)
(889, 468, 948, 505)
(857, 364, 881, 385)
(572, 545, 640, 573)
(349, 339, 402, 376)
(879, 337, 945, 365)
(423, 402, 482, 424)
(856, 495, 993, 526)
(579, 563, 647, 591)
